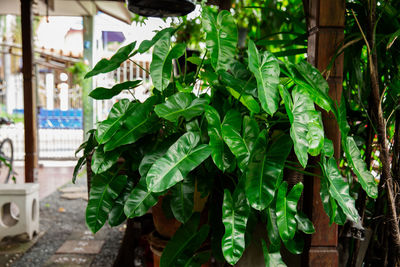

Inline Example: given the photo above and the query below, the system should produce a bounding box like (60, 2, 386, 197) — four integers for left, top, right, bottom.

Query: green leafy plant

(74, 6, 378, 266)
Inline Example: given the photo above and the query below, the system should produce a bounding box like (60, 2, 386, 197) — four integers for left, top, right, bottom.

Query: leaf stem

(129, 59, 150, 75)
(284, 164, 323, 178)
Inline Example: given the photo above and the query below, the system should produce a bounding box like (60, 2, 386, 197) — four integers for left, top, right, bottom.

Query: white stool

(0, 183, 39, 241)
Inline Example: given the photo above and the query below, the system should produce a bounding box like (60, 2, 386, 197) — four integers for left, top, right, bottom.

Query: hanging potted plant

(74, 6, 378, 266)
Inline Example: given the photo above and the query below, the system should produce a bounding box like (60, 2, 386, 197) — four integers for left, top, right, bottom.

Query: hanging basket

(127, 0, 196, 18)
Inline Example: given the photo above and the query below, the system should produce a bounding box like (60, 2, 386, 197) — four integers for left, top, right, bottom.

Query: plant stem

(129, 59, 150, 75)
(284, 164, 323, 178)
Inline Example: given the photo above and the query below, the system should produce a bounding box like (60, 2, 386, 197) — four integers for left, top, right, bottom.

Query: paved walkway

(0, 168, 124, 267)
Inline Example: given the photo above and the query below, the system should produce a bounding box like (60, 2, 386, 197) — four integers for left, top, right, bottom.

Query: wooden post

(21, 0, 38, 183)
(305, 0, 345, 266)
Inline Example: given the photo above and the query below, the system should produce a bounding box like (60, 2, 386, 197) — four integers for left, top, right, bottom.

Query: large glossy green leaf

(95, 100, 138, 144)
(222, 113, 259, 170)
(154, 93, 209, 122)
(278, 85, 293, 122)
(109, 180, 134, 227)
(320, 174, 337, 225)
(337, 97, 350, 139)
(295, 211, 315, 234)
(202, 7, 237, 72)
(91, 148, 120, 174)
(245, 132, 292, 210)
(204, 106, 236, 172)
(86, 173, 127, 233)
(266, 205, 281, 253)
(221, 181, 250, 265)
(220, 71, 260, 113)
(283, 233, 304, 255)
(138, 27, 176, 53)
(289, 86, 324, 167)
(170, 178, 195, 224)
(247, 40, 280, 115)
(124, 177, 159, 218)
(89, 81, 142, 100)
(321, 157, 359, 222)
(344, 136, 378, 199)
(261, 240, 287, 267)
(283, 61, 333, 112)
(104, 97, 159, 152)
(146, 132, 211, 193)
(160, 213, 210, 267)
(150, 33, 186, 91)
(276, 182, 303, 242)
(85, 41, 136, 79)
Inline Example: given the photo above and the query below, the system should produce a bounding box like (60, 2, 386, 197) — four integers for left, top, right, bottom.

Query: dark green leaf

(154, 93, 209, 122)
(245, 132, 292, 210)
(85, 41, 136, 79)
(95, 100, 138, 144)
(86, 173, 127, 233)
(220, 71, 260, 113)
(222, 113, 259, 170)
(320, 174, 337, 225)
(170, 178, 195, 224)
(295, 211, 315, 234)
(72, 156, 86, 184)
(104, 96, 159, 152)
(266, 205, 281, 253)
(276, 182, 303, 242)
(248, 40, 280, 115)
(91, 148, 120, 174)
(321, 157, 359, 222)
(150, 33, 186, 91)
(124, 177, 159, 218)
(109, 180, 134, 227)
(202, 7, 238, 72)
(344, 136, 378, 199)
(261, 240, 287, 267)
(283, 233, 304, 254)
(204, 106, 236, 172)
(89, 81, 142, 100)
(160, 213, 210, 267)
(146, 132, 211, 193)
(322, 138, 334, 158)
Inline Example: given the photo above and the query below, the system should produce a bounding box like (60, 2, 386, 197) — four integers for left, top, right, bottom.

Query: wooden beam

(304, 0, 345, 266)
(21, 0, 38, 183)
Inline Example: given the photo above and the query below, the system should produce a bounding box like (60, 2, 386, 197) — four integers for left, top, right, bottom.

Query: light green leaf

(321, 157, 359, 222)
(85, 41, 136, 79)
(204, 106, 236, 172)
(320, 174, 338, 225)
(89, 80, 142, 100)
(289, 86, 324, 167)
(344, 136, 378, 199)
(138, 27, 176, 54)
(124, 177, 160, 218)
(150, 33, 186, 91)
(202, 7, 238, 72)
(245, 132, 292, 210)
(248, 40, 280, 115)
(146, 132, 211, 193)
(261, 240, 287, 267)
(154, 93, 209, 122)
(221, 181, 250, 265)
(86, 173, 127, 233)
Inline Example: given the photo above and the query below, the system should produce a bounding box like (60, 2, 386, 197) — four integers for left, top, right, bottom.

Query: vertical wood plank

(306, 0, 345, 266)
(21, 0, 38, 183)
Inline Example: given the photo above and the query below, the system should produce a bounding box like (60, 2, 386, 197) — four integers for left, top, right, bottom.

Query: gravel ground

(11, 176, 124, 267)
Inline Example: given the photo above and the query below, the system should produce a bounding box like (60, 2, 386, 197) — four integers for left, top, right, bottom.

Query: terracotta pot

(152, 179, 209, 238)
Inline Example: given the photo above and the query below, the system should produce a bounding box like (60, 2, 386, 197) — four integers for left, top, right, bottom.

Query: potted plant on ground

(74, 6, 378, 266)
